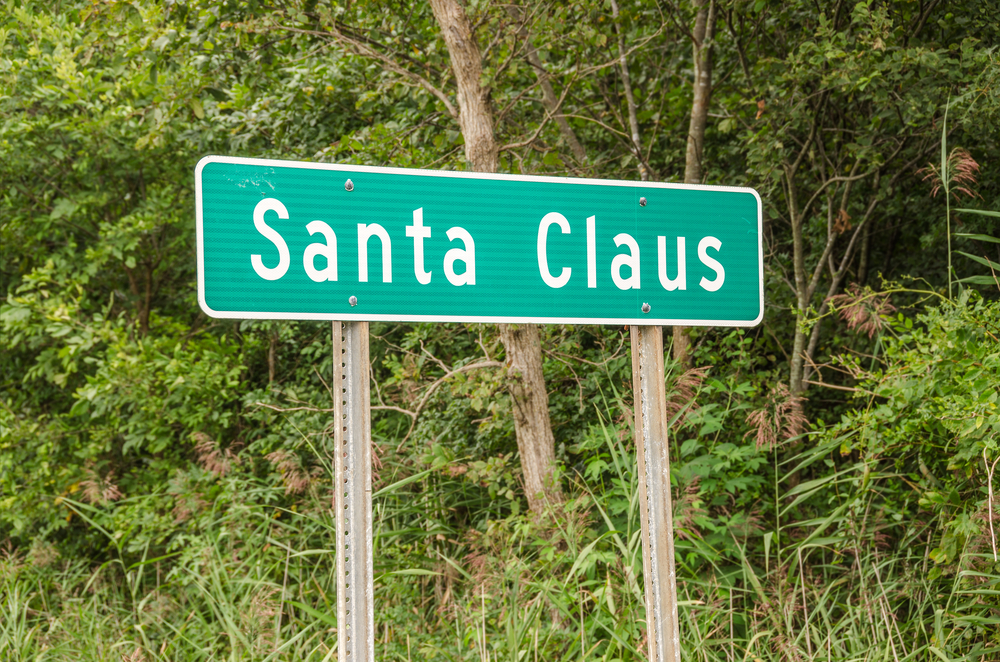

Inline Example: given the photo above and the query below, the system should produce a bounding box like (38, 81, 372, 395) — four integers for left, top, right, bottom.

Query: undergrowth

(4, 297, 1000, 660)
(4, 410, 999, 659)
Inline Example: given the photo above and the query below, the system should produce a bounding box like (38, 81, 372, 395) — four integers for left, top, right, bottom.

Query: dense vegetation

(2, 0, 999, 659)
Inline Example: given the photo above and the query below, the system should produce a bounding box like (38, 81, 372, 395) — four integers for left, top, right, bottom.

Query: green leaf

(372, 466, 438, 498)
(940, 98, 949, 194)
(928, 647, 953, 662)
(955, 251, 1000, 271)
(204, 87, 228, 101)
(955, 232, 1000, 243)
(286, 600, 337, 628)
(384, 568, 440, 577)
(956, 275, 1000, 285)
(50, 198, 78, 220)
(955, 208, 1000, 219)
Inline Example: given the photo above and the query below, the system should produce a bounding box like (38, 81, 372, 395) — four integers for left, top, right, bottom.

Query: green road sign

(196, 156, 763, 325)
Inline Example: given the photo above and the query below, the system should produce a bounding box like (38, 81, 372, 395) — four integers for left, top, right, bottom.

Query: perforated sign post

(196, 155, 763, 662)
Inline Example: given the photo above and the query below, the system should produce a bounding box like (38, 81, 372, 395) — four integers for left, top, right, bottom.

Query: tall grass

(3, 412, 998, 661)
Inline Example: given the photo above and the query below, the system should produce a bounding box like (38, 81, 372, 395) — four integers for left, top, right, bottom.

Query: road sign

(196, 156, 762, 326)
(196, 155, 765, 662)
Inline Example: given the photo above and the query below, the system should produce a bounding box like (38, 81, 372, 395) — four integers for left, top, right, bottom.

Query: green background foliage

(2, 0, 999, 659)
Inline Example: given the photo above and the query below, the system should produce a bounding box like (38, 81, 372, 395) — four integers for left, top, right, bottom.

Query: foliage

(2, 0, 1000, 659)
(824, 293, 1000, 570)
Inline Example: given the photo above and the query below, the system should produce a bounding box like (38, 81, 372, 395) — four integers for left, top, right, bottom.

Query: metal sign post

(631, 325, 680, 662)
(333, 321, 374, 660)
(329, 320, 682, 661)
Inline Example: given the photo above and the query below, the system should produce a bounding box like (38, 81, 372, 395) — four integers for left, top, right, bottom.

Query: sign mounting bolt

(345, 179, 354, 192)
(641, 303, 651, 313)
(349, 296, 358, 307)
(639, 197, 647, 207)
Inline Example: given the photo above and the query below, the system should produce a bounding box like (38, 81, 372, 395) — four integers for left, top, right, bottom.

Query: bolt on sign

(196, 156, 762, 325)
(195, 155, 763, 662)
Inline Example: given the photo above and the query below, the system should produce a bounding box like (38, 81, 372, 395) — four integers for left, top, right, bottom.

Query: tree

(429, 0, 562, 513)
(733, 0, 993, 393)
(671, 0, 719, 365)
(257, 0, 566, 513)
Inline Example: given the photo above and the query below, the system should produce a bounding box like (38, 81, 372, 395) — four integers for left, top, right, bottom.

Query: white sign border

(196, 155, 764, 327)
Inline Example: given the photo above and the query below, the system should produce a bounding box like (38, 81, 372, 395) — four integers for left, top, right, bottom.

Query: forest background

(2, 0, 1000, 660)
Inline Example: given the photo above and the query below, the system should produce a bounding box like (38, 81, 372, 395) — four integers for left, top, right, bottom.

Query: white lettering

(405, 208, 432, 285)
(698, 236, 725, 292)
(537, 212, 572, 288)
(303, 220, 338, 282)
(444, 227, 476, 286)
(251, 198, 290, 281)
(611, 233, 641, 290)
(358, 223, 392, 283)
(587, 215, 597, 288)
(657, 236, 686, 291)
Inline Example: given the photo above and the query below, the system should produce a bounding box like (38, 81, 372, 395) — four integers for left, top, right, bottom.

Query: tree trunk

(430, 0, 562, 513)
(499, 323, 562, 512)
(429, 0, 497, 174)
(684, 0, 716, 186)
(673, 0, 717, 365)
(787, 164, 809, 395)
(857, 220, 872, 285)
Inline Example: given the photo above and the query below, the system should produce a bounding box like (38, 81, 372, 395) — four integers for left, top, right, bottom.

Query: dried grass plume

(829, 284, 896, 338)
(193, 432, 241, 477)
(80, 464, 123, 505)
(744, 383, 808, 451)
(919, 147, 981, 201)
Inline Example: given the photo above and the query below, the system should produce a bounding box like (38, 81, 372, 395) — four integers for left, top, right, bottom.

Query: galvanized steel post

(630, 325, 681, 662)
(334, 321, 374, 661)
